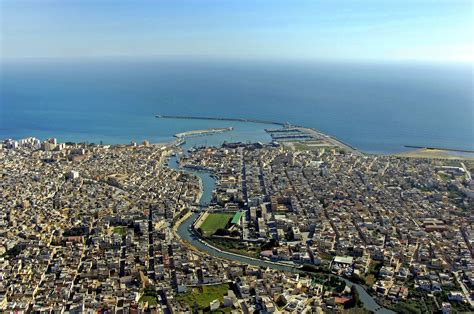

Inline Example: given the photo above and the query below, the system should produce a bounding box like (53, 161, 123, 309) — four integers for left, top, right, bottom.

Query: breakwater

(157, 114, 363, 155)
(156, 114, 285, 126)
(174, 127, 233, 138)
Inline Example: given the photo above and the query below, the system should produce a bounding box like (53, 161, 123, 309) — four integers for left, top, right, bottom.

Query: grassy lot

(175, 283, 229, 310)
(200, 213, 234, 237)
(112, 226, 127, 235)
(365, 274, 376, 286)
(441, 160, 461, 167)
(208, 237, 261, 258)
(438, 172, 452, 181)
(138, 287, 158, 307)
(388, 299, 434, 314)
(363, 261, 382, 287)
(318, 252, 333, 261)
(139, 295, 158, 306)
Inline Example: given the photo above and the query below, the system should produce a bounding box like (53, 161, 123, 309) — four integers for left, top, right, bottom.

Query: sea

(0, 59, 472, 154)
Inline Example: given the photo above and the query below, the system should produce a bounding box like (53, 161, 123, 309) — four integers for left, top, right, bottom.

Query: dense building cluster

(181, 142, 474, 312)
(1, 134, 473, 313)
(1, 141, 204, 311)
(1, 139, 366, 313)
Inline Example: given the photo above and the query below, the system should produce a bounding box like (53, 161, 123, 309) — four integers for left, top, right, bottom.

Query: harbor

(158, 114, 364, 156)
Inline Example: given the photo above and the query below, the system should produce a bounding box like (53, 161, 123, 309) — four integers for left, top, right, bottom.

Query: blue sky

(1, 0, 472, 62)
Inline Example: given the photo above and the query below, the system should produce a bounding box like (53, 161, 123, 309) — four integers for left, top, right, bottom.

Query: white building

(65, 171, 80, 180)
(209, 299, 220, 311)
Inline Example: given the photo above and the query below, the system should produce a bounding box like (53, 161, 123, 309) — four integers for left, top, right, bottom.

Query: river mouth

(167, 126, 394, 314)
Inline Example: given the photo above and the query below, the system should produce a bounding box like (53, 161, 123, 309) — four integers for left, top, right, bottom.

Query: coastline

(161, 114, 473, 160)
(4, 114, 472, 160)
(394, 148, 474, 161)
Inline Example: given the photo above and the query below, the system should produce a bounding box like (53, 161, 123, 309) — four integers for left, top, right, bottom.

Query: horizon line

(1, 54, 473, 66)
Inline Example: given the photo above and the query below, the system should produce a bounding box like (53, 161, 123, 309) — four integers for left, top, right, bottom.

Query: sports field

(199, 213, 233, 237)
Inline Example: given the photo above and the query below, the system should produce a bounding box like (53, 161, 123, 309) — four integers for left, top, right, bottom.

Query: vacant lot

(200, 213, 233, 237)
(208, 237, 261, 258)
(112, 226, 127, 235)
(175, 283, 229, 310)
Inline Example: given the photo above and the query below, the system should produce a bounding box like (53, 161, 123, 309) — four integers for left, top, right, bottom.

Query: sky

(1, 0, 473, 63)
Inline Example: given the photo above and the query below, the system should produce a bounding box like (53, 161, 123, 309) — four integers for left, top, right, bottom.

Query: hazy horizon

(1, 0, 473, 63)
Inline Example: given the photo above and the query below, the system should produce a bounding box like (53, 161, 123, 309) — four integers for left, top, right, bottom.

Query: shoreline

(395, 148, 474, 161)
(160, 114, 473, 160)
(4, 115, 472, 160)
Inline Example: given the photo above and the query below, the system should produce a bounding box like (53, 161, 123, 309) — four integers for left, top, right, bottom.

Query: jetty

(156, 114, 285, 126)
(174, 127, 233, 138)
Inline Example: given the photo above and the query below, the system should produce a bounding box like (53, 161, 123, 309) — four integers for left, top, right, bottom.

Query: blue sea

(0, 59, 472, 154)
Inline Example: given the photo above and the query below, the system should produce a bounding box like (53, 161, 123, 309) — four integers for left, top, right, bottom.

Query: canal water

(168, 126, 394, 313)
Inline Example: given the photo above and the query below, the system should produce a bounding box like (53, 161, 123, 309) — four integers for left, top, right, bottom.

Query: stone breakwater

(174, 127, 233, 138)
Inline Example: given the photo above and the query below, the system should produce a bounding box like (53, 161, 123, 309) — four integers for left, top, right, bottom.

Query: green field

(209, 237, 261, 258)
(112, 226, 127, 235)
(138, 287, 158, 307)
(139, 295, 158, 306)
(199, 213, 234, 237)
(175, 283, 229, 310)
